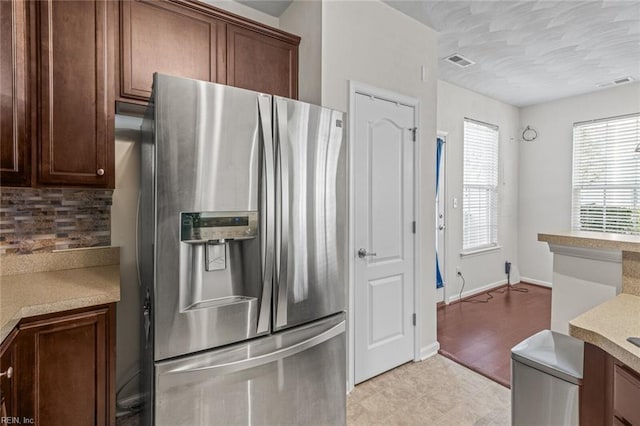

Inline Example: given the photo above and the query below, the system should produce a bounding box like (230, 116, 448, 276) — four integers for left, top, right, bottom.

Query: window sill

(460, 245, 502, 257)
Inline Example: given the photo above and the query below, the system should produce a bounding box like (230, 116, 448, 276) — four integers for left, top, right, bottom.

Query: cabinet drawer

(614, 364, 640, 425)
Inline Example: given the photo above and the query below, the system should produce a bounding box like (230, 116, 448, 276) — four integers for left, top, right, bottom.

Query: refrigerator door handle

(165, 320, 345, 377)
(257, 95, 274, 334)
(275, 98, 289, 328)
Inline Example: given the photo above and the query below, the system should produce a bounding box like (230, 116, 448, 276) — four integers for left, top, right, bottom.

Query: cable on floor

(457, 272, 492, 303)
(507, 270, 529, 293)
(456, 270, 530, 304)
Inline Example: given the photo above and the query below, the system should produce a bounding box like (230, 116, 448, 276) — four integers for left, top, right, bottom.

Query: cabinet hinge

(412, 221, 416, 234)
(411, 127, 417, 142)
(412, 313, 416, 326)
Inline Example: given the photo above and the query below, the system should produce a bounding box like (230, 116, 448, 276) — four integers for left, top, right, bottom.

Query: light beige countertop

(0, 247, 121, 343)
(569, 294, 640, 374)
(538, 230, 640, 253)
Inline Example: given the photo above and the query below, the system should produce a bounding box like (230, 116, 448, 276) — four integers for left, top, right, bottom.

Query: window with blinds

(572, 113, 640, 236)
(463, 118, 499, 251)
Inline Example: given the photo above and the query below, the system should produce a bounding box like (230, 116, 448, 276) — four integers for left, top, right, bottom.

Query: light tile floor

(117, 355, 510, 426)
(347, 355, 510, 425)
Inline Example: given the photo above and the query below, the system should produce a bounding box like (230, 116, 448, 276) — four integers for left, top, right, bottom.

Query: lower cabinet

(0, 329, 18, 421)
(0, 304, 116, 426)
(581, 343, 640, 426)
(613, 364, 640, 426)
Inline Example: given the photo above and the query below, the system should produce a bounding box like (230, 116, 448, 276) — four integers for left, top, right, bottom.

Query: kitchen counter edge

(538, 231, 640, 253)
(569, 293, 640, 374)
(1, 249, 121, 343)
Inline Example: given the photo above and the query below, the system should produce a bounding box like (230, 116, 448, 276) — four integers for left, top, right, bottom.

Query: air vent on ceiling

(444, 53, 475, 68)
(597, 76, 634, 88)
(614, 76, 634, 85)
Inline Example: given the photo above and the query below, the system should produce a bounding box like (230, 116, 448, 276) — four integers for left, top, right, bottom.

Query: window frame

(461, 117, 500, 253)
(571, 113, 640, 236)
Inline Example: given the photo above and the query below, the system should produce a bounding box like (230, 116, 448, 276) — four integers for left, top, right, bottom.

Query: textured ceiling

(385, 0, 640, 106)
(237, 0, 640, 107)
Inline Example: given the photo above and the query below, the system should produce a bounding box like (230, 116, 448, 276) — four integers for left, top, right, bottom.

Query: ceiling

(236, 0, 292, 16)
(385, 1, 640, 107)
(239, 0, 640, 107)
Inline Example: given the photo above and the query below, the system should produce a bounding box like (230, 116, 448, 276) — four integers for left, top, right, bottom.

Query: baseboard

(446, 279, 507, 304)
(419, 341, 440, 360)
(520, 276, 552, 288)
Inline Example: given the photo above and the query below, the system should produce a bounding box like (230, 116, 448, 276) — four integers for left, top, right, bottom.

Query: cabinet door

(36, 0, 115, 187)
(119, 0, 225, 102)
(17, 306, 114, 426)
(613, 364, 640, 426)
(0, 0, 30, 186)
(227, 24, 298, 98)
(0, 329, 17, 420)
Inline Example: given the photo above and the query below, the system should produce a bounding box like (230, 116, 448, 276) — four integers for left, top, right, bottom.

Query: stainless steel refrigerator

(138, 73, 347, 425)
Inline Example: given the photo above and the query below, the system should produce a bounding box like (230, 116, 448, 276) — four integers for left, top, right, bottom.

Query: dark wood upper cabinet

(227, 24, 298, 98)
(1, 0, 299, 189)
(35, 0, 116, 188)
(0, 0, 30, 186)
(119, 0, 225, 102)
(118, 0, 300, 103)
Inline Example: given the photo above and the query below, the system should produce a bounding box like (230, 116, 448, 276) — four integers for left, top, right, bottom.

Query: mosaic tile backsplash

(0, 188, 112, 255)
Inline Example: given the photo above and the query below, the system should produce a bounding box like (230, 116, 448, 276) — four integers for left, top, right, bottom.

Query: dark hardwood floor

(437, 282, 551, 388)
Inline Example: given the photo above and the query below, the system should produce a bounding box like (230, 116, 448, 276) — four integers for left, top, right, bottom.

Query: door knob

(97, 168, 105, 176)
(439, 225, 446, 230)
(358, 248, 377, 259)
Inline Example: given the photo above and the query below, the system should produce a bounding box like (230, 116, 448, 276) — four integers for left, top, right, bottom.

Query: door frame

(347, 80, 422, 391)
(436, 131, 449, 303)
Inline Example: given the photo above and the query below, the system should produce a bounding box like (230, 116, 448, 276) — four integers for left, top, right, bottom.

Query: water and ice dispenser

(179, 211, 262, 316)
(181, 212, 258, 271)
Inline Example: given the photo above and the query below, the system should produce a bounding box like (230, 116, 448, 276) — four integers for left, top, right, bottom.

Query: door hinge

(412, 221, 416, 234)
(412, 313, 416, 326)
(411, 127, 417, 142)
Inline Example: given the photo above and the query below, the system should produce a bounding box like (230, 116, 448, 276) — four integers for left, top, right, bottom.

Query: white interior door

(354, 92, 416, 384)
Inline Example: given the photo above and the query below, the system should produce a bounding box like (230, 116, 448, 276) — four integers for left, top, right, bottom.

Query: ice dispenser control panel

(181, 211, 258, 243)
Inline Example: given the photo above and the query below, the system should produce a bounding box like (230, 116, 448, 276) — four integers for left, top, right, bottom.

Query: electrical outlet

(456, 266, 462, 276)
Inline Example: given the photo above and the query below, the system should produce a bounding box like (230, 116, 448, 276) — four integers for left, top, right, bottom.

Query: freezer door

(153, 313, 346, 426)
(273, 97, 347, 330)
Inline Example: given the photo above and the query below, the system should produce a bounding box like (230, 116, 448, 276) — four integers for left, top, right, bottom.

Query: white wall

(320, 0, 439, 356)
(111, 115, 143, 410)
(518, 83, 640, 285)
(436, 80, 521, 302)
(280, 0, 322, 104)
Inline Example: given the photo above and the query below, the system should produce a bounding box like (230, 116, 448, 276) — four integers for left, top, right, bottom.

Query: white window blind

(463, 118, 499, 251)
(572, 113, 640, 236)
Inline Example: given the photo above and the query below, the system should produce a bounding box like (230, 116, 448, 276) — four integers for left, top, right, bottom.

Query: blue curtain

(436, 138, 444, 289)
